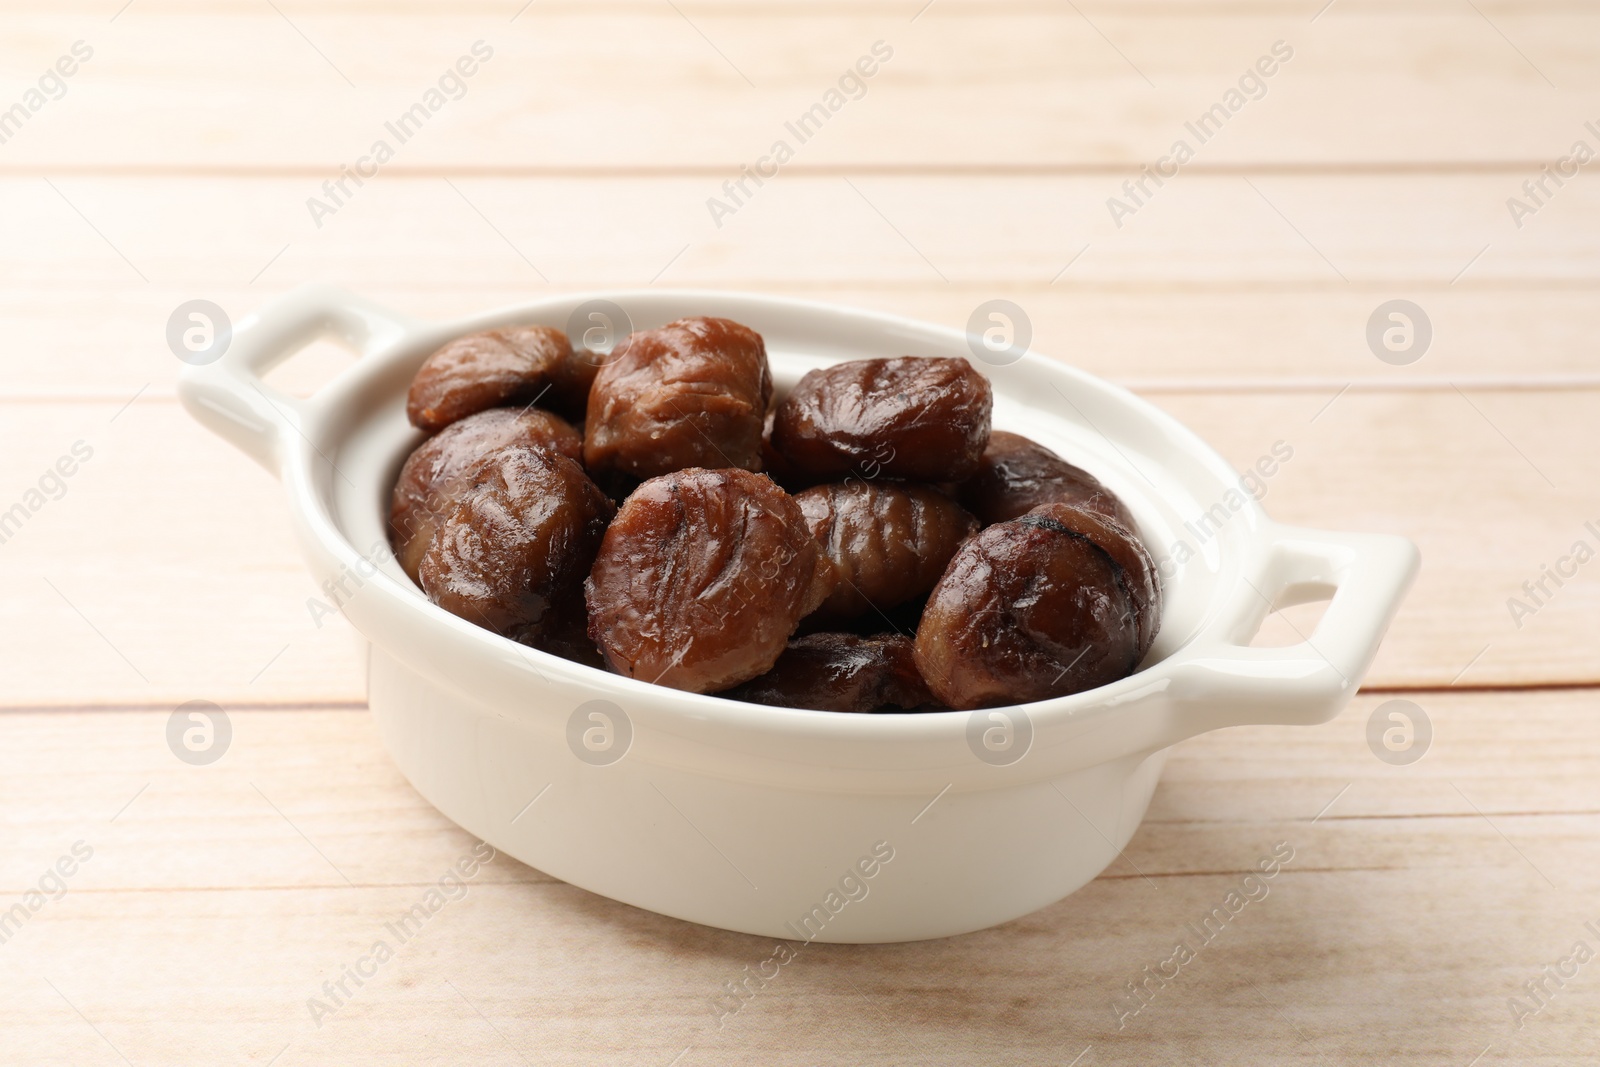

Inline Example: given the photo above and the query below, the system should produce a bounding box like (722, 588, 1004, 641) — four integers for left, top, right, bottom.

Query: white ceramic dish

(179, 283, 1418, 943)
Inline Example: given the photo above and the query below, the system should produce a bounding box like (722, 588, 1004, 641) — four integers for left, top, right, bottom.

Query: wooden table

(2, 2, 1596, 1063)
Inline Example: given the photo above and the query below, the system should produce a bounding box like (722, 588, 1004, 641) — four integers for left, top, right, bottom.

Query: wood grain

(0, 5, 1595, 170)
(5, 284, 1600, 398)
(0, 692, 1594, 1065)
(1, 175, 1595, 292)
(0, 172, 1597, 411)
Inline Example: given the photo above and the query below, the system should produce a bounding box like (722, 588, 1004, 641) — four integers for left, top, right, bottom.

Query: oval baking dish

(178, 284, 1418, 943)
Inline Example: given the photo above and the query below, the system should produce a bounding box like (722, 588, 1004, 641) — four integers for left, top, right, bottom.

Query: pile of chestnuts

(389, 315, 1161, 713)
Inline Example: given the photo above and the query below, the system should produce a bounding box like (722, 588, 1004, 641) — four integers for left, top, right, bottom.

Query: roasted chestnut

(407, 325, 593, 432)
(770, 356, 992, 482)
(585, 467, 835, 693)
(419, 444, 613, 651)
(390, 406, 583, 581)
(795, 480, 978, 625)
(724, 632, 935, 713)
(1051, 499, 1162, 661)
(913, 501, 1160, 709)
(957, 430, 1137, 531)
(583, 317, 772, 485)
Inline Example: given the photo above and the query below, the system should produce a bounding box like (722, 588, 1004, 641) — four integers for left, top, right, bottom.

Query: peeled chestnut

(957, 430, 1137, 531)
(585, 468, 835, 693)
(795, 481, 978, 625)
(407, 325, 593, 432)
(419, 444, 614, 651)
(389, 407, 583, 581)
(1051, 499, 1162, 661)
(771, 356, 992, 482)
(913, 501, 1160, 709)
(583, 317, 772, 485)
(724, 633, 935, 713)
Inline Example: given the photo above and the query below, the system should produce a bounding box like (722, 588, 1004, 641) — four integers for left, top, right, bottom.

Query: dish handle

(1157, 524, 1420, 746)
(176, 283, 417, 476)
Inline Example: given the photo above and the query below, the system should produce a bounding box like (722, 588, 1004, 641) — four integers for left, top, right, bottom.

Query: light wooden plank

(0, 7, 1595, 170)
(0, 691, 1595, 1064)
(11, 0, 1598, 10)
(1, 171, 1592, 411)
(8, 0, 1596, 10)
(0, 388, 1593, 706)
(1156, 386, 1600, 689)
(3, 283, 1599, 399)
(2, 175, 1592, 292)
